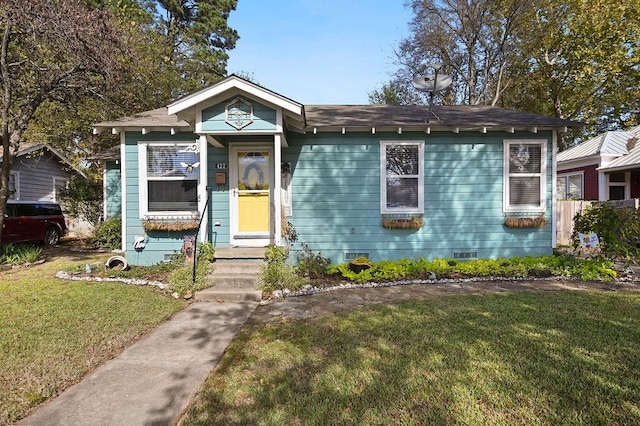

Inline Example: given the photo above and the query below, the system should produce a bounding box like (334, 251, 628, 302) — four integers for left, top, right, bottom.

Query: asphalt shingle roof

(304, 104, 579, 129)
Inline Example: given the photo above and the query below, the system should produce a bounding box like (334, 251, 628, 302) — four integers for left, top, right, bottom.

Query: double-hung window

(503, 140, 546, 212)
(140, 142, 200, 215)
(556, 173, 583, 200)
(380, 141, 424, 214)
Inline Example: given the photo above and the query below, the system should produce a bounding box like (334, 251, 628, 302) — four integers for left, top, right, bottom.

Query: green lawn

(0, 251, 187, 424)
(180, 291, 640, 425)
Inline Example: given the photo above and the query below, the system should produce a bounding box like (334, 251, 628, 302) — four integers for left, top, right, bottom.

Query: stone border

(55, 271, 169, 291)
(279, 274, 640, 298)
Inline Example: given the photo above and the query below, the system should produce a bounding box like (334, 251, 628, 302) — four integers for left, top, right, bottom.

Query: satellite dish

(411, 75, 453, 93)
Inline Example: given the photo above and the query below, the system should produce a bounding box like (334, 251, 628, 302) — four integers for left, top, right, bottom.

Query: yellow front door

(237, 151, 270, 234)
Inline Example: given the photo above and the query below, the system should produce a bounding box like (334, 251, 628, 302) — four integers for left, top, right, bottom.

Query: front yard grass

(0, 252, 187, 424)
(180, 291, 640, 425)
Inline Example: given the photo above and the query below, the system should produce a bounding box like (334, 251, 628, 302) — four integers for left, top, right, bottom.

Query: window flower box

(142, 216, 199, 232)
(382, 215, 424, 229)
(503, 213, 547, 228)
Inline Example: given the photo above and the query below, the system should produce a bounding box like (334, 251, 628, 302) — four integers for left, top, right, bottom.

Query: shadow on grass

(180, 292, 640, 425)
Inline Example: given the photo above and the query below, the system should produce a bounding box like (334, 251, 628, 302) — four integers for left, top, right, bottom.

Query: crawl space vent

(453, 251, 478, 260)
(344, 252, 370, 261)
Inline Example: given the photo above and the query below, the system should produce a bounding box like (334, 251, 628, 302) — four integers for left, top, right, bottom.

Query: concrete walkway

(19, 302, 257, 426)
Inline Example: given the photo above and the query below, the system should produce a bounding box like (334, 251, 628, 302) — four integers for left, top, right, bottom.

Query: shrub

(168, 246, 214, 297)
(92, 216, 122, 250)
(329, 255, 617, 283)
(572, 202, 640, 260)
(296, 243, 331, 279)
(196, 242, 215, 262)
(258, 245, 304, 293)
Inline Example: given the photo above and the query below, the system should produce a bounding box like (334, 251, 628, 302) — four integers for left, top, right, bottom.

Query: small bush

(92, 216, 122, 250)
(259, 245, 304, 293)
(196, 242, 215, 262)
(0, 244, 42, 265)
(572, 202, 640, 260)
(296, 243, 331, 279)
(168, 246, 215, 297)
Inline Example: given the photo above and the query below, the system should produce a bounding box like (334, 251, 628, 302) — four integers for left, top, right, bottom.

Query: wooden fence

(556, 199, 640, 246)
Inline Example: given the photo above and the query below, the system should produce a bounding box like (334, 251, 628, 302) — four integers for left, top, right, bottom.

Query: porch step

(196, 287, 263, 302)
(195, 247, 266, 302)
(214, 246, 266, 260)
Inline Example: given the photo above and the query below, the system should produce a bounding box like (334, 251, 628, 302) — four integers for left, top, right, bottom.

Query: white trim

(120, 135, 127, 252)
(198, 135, 208, 244)
(606, 171, 629, 200)
(552, 132, 557, 247)
(102, 166, 108, 221)
(229, 144, 274, 247)
(52, 177, 68, 203)
(8, 171, 20, 200)
(503, 139, 547, 213)
(274, 135, 282, 246)
(379, 140, 425, 214)
(138, 141, 201, 218)
(168, 76, 303, 117)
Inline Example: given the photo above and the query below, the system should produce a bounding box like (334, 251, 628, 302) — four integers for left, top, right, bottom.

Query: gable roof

(557, 125, 640, 163)
(0, 143, 87, 178)
(94, 75, 580, 136)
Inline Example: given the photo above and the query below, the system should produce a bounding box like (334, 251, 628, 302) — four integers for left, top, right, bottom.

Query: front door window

(237, 151, 270, 234)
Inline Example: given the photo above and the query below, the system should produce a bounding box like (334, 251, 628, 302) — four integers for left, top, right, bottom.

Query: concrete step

(195, 287, 262, 302)
(215, 246, 265, 260)
(196, 247, 266, 302)
(207, 275, 260, 288)
(212, 261, 263, 275)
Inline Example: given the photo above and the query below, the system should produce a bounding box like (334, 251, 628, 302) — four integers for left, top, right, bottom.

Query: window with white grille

(380, 141, 424, 214)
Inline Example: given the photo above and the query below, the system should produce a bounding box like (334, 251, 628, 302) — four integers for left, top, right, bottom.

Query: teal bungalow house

(92, 75, 579, 266)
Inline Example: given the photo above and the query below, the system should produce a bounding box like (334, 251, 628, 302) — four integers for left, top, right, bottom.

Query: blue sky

(226, 1, 413, 105)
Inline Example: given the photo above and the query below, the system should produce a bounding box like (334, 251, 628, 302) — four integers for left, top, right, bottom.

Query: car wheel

(44, 227, 61, 246)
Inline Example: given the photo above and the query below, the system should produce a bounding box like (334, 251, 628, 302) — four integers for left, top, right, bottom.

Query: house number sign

(215, 162, 228, 170)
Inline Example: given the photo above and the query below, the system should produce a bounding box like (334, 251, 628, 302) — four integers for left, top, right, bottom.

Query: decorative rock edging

(55, 271, 169, 291)
(57, 269, 640, 304)
(277, 274, 640, 299)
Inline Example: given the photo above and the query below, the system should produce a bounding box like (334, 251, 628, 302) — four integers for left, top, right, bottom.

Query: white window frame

(380, 140, 425, 214)
(607, 171, 628, 200)
(53, 177, 69, 203)
(8, 171, 19, 200)
(503, 139, 547, 213)
(138, 141, 201, 218)
(557, 172, 584, 200)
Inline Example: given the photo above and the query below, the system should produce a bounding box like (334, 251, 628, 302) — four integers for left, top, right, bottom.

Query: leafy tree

(0, 0, 130, 242)
(376, 0, 640, 149)
(24, 0, 239, 165)
(390, 0, 537, 106)
(505, 0, 640, 148)
(368, 79, 422, 105)
(57, 174, 104, 226)
(152, 0, 239, 96)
